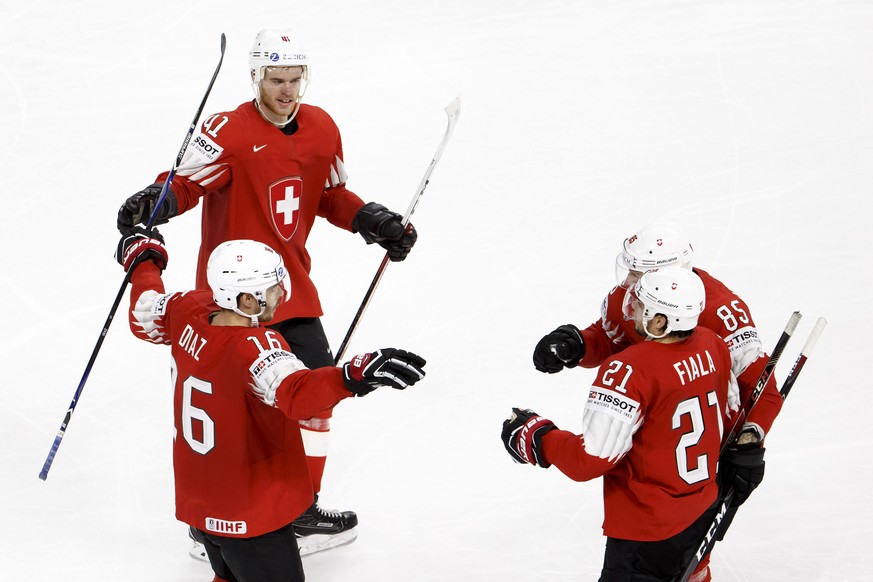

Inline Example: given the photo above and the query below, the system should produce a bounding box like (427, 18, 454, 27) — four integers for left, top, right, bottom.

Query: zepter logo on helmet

(615, 223, 695, 287)
(207, 240, 291, 322)
(621, 266, 705, 339)
(249, 29, 310, 122)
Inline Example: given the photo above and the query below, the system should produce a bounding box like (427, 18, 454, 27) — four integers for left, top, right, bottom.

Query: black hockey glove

(721, 438, 765, 508)
(342, 348, 426, 396)
(117, 183, 179, 232)
(352, 202, 418, 261)
(501, 407, 557, 468)
(116, 225, 168, 272)
(532, 324, 585, 373)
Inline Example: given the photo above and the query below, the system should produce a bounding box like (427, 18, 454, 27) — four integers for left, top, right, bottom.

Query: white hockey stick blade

(400, 95, 461, 224)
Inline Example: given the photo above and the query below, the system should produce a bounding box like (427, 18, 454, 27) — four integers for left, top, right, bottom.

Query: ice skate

(294, 496, 358, 556)
(187, 526, 209, 563)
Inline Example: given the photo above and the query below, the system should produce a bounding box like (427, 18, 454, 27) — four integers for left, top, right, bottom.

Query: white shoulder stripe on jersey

(581, 387, 643, 461)
(325, 155, 348, 189)
(131, 289, 171, 344)
(724, 325, 764, 378)
(248, 349, 308, 406)
(195, 167, 229, 188)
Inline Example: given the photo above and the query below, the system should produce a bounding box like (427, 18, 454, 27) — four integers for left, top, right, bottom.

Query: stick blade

(444, 96, 461, 120)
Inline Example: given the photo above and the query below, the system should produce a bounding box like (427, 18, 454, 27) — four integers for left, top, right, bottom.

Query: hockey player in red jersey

(116, 29, 418, 554)
(531, 223, 773, 581)
(505, 267, 752, 580)
(117, 227, 426, 582)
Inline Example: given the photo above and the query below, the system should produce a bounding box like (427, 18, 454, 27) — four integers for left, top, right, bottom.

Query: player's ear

(237, 292, 256, 310)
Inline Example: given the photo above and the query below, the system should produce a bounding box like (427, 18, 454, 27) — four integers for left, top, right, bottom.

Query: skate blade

(188, 540, 209, 563)
(188, 530, 358, 561)
(298, 529, 358, 557)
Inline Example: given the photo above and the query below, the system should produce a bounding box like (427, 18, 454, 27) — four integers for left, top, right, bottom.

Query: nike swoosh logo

(253, 144, 268, 152)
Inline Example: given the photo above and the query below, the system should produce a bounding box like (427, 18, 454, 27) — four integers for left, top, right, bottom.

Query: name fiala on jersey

(672, 349, 717, 386)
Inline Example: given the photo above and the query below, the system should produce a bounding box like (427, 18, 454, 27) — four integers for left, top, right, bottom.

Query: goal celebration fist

(501, 407, 557, 468)
(342, 348, 426, 396)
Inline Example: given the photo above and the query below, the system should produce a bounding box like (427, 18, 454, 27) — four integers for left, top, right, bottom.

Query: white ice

(1, 0, 871, 580)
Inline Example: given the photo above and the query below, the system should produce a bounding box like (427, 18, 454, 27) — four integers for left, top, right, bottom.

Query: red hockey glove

(116, 226, 168, 272)
(342, 348, 426, 396)
(501, 407, 557, 468)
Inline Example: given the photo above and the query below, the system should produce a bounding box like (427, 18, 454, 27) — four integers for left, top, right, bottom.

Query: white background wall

(1, 1, 870, 580)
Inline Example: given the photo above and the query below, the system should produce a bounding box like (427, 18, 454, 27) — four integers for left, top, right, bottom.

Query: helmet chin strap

(253, 98, 302, 128)
(642, 313, 671, 340)
(232, 306, 262, 327)
(251, 69, 307, 129)
(233, 296, 266, 328)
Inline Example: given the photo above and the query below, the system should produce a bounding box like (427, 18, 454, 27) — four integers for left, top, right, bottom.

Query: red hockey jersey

(157, 101, 365, 321)
(127, 261, 352, 537)
(543, 327, 735, 541)
(578, 267, 783, 437)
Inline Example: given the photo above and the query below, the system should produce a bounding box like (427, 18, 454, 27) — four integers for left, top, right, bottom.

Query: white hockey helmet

(207, 240, 291, 324)
(248, 29, 310, 120)
(615, 223, 694, 287)
(622, 266, 705, 338)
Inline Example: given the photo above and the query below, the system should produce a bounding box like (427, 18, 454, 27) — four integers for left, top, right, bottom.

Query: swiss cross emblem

(269, 177, 303, 241)
(656, 238, 663, 246)
(672, 282, 678, 290)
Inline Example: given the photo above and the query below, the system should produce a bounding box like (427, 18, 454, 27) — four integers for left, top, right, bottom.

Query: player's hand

(352, 202, 418, 261)
(501, 407, 557, 468)
(342, 348, 426, 396)
(117, 183, 178, 232)
(533, 324, 585, 373)
(721, 431, 765, 508)
(116, 225, 168, 272)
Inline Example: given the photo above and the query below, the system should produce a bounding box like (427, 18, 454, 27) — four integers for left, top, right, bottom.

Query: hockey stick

(333, 96, 461, 363)
(38, 33, 226, 481)
(722, 310, 802, 449)
(780, 317, 827, 400)
(678, 313, 826, 582)
(677, 311, 800, 580)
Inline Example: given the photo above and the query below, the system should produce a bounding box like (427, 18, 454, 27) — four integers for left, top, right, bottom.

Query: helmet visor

(621, 283, 642, 322)
(276, 262, 291, 303)
(615, 252, 644, 289)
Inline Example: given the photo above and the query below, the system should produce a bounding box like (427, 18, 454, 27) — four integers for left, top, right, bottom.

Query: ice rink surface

(1, 0, 871, 580)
